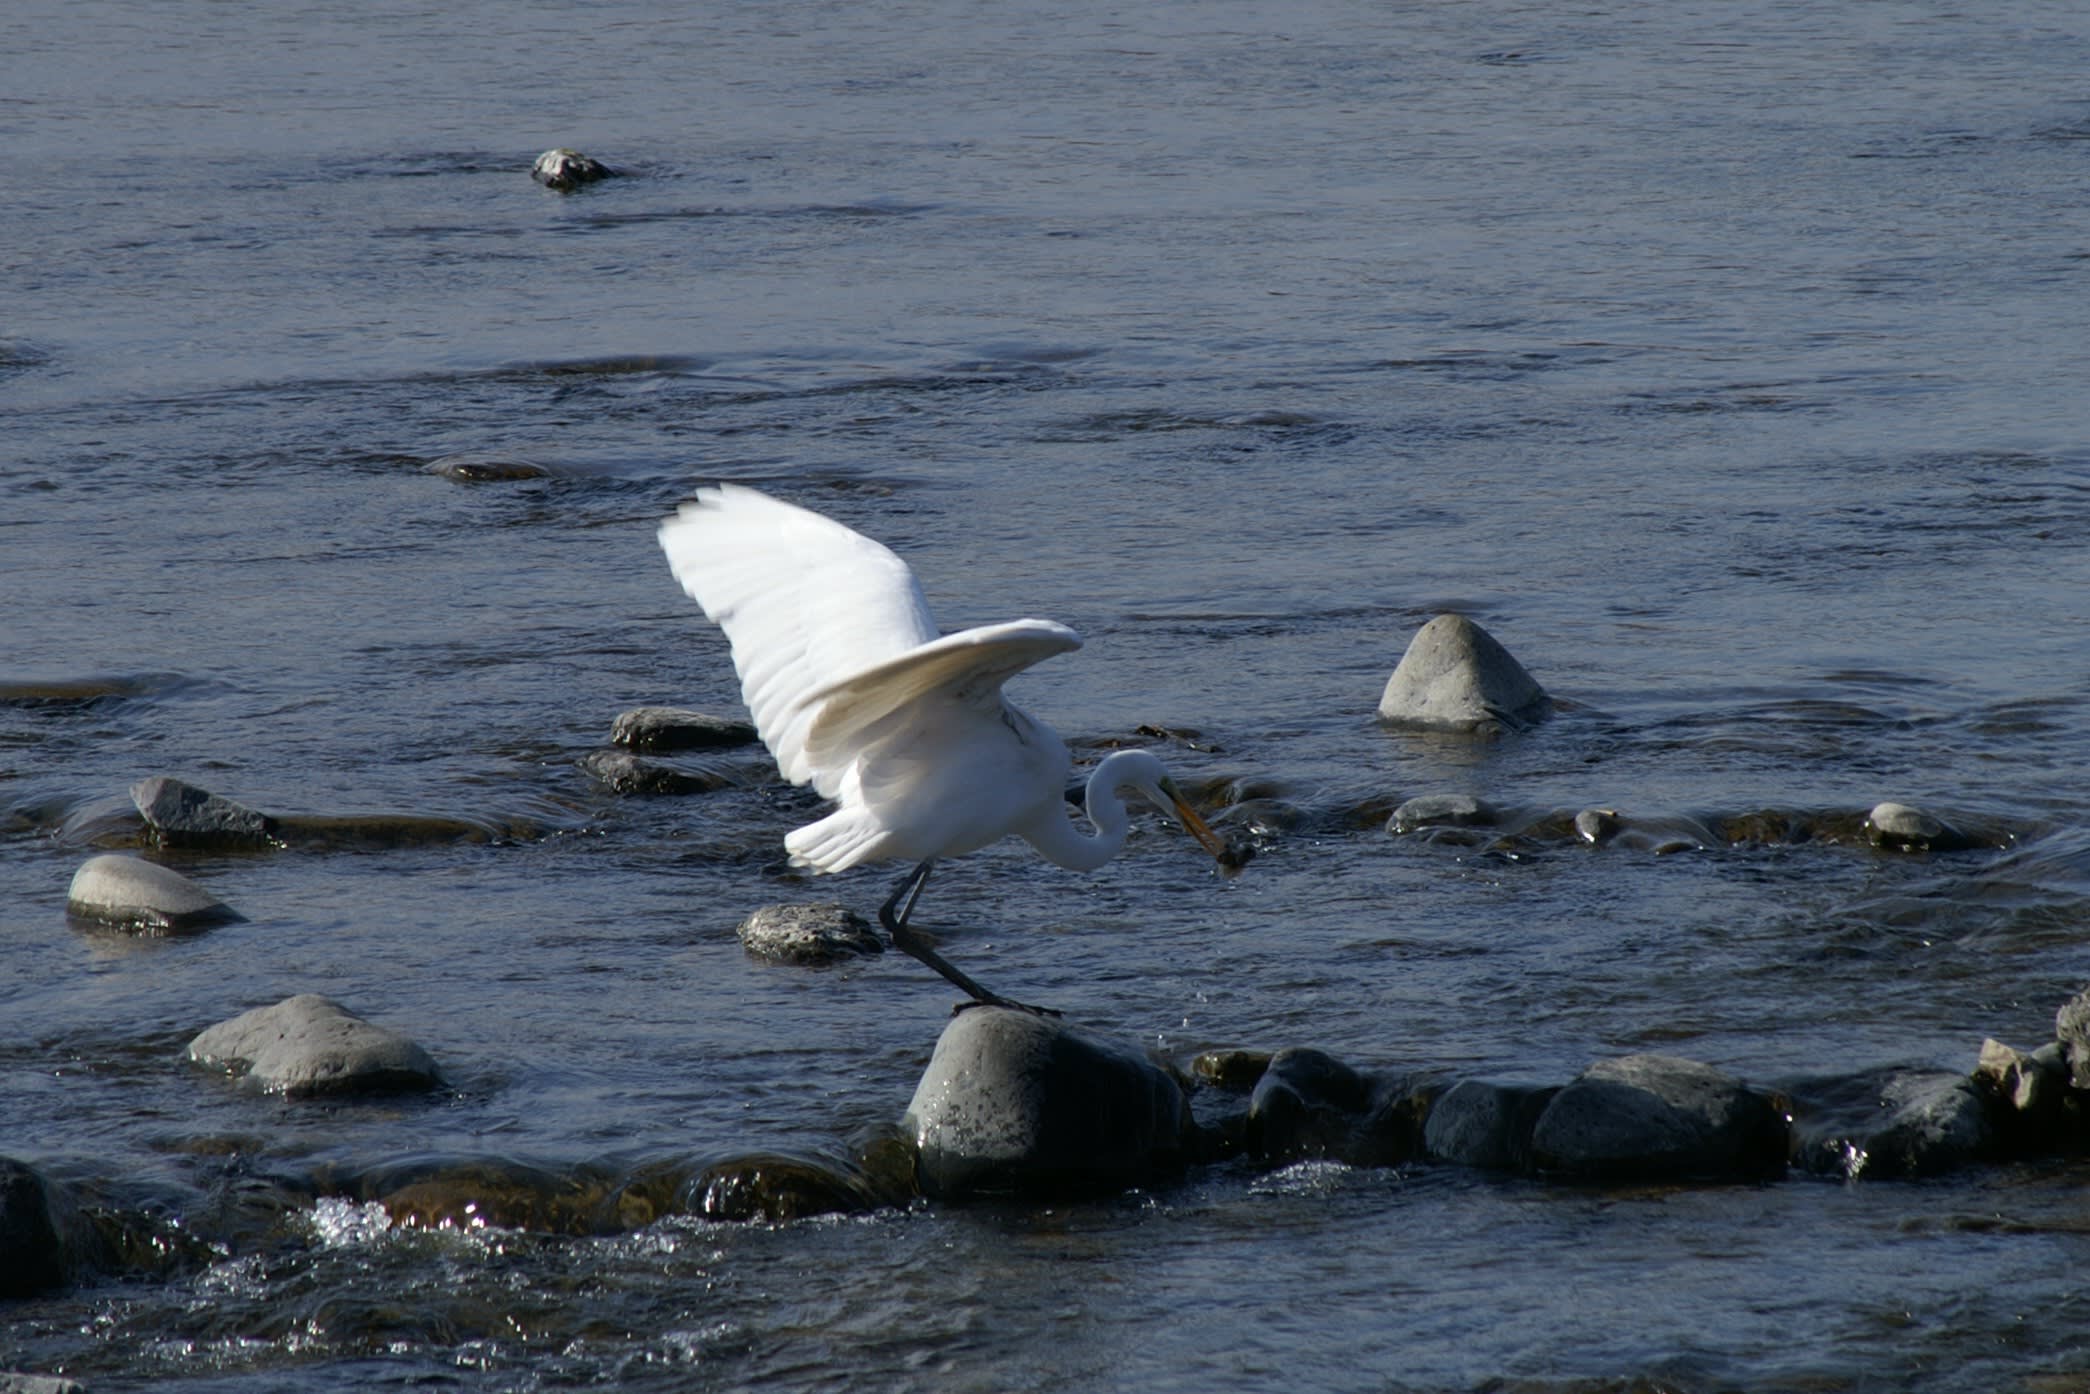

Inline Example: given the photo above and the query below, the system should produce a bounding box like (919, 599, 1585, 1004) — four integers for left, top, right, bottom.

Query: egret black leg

(877, 861, 1060, 1017)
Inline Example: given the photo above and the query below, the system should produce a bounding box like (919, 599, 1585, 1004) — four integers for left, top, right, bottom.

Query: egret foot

(879, 861, 1054, 1014)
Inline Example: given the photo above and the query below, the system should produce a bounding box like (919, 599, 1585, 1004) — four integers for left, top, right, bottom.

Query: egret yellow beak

(1160, 779, 1229, 862)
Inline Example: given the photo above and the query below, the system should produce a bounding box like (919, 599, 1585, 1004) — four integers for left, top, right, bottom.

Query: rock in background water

(187, 994, 442, 1097)
(1377, 614, 1550, 735)
(65, 853, 240, 933)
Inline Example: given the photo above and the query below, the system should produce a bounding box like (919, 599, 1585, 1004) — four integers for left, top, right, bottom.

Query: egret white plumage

(657, 483, 1229, 1014)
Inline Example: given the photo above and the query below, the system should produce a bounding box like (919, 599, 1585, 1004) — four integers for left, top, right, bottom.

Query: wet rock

(1246, 1048, 1436, 1168)
(1377, 614, 1550, 735)
(0, 1372, 87, 1394)
(1187, 1048, 1275, 1093)
(1865, 801, 1973, 852)
(583, 748, 735, 796)
(610, 705, 758, 753)
(426, 452, 551, 482)
(1530, 1054, 1787, 1181)
(903, 1008, 1191, 1198)
(1422, 1079, 1560, 1172)
(737, 902, 884, 964)
(691, 1153, 893, 1222)
(0, 1158, 72, 1298)
(1574, 807, 1622, 845)
(188, 994, 442, 1097)
(1787, 1068, 1994, 1179)
(2054, 987, 2090, 1089)
(1572, 808, 1709, 854)
(1973, 1038, 2070, 1150)
(131, 775, 278, 849)
(65, 853, 241, 933)
(1388, 793, 1499, 836)
(268, 811, 521, 849)
(531, 147, 617, 190)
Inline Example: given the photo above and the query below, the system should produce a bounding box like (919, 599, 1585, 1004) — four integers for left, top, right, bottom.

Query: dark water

(8, 1, 2090, 1389)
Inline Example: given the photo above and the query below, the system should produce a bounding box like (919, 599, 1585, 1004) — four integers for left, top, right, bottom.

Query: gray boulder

(1422, 1079, 1560, 1171)
(610, 705, 756, 752)
(1377, 614, 1550, 735)
(131, 776, 278, 849)
(737, 903, 884, 965)
(902, 1008, 1190, 1198)
(1530, 1054, 1786, 1180)
(188, 994, 441, 1097)
(65, 854, 240, 933)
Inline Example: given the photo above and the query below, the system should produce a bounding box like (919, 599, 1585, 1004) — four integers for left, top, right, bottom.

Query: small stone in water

(188, 994, 441, 1097)
(531, 148, 616, 190)
(1864, 800, 1969, 852)
(610, 706, 758, 753)
(1389, 792, 1498, 835)
(582, 749, 734, 796)
(131, 776, 278, 849)
(737, 903, 883, 964)
(66, 854, 240, 933)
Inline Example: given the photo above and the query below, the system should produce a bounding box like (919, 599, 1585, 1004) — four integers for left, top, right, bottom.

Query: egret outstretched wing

(658, 484, 938, 794)
(801, 619, 1081, 772)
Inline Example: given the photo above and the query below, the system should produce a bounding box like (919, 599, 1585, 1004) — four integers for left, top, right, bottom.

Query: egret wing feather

(658, 484, 937, 793)
(802, 619, 1082, 772)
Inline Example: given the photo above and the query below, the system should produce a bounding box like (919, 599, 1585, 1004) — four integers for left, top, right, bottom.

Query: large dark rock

(1377, 614, 1550, 735)
(1422, 1079, 1560, 1172)
(1787, 1068, 1995, 1179)
(902, 1008, 1191, 1198)
(0, 1158, 72, 1298)
(1530, 1054, 1787, 1181)
(65, 853, 241, 933)
(131, 776, 278, 849)
(1245, 1048, 1435, 1167)
(188, 994, 442, 1097)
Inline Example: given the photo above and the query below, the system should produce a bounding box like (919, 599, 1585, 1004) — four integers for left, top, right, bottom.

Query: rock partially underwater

(904, 1008, 1192, 1198)
(188, 995, 442, 1098)
(1378, 613, 1551, 735)
(531, 148, 617, 190)
(65, 853, 240, 933)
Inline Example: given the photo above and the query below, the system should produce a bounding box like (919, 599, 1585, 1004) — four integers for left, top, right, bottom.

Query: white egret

(657, 483, 1230, 1014)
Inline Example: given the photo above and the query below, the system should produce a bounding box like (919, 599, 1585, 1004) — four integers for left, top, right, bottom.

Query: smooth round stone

(736, 903, 884, 964)
(531, 148, 616, 190)
(187, 994, 441, 1098)
(1377, 613, 1550, 735)
(66, 854, 239, 933)
(1422, 1079, 1559, 1171)
(903, 1007, 1190, 1199)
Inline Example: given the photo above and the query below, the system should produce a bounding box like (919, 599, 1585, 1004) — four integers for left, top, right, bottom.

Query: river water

(7, 1, 2090, 1389)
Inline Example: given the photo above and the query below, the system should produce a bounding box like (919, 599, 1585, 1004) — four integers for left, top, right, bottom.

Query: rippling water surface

(8, 1, 2090, 1389)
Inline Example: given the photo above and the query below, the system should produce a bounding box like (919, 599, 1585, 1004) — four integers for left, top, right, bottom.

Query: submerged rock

(903, 1008, 1190, 1198)
(131, 776, 279, 849)
(691, 1153, 890, 1222)
(531, 147, 617, 190)
(1388, 792, 1499, 836)
(1422, 1079, 1560, 1172)
(737, 902, 884, 964)
(610, 706, 758, 753)
(1865, 801, 1974, 852)
(1245, 1048, 1435, 1167)
(1377, 614, 1550, 735)
(188, 994, 442, 1098)
(583, 748, 735, 796)
(1530, 1054, 1787, 1181)
(65, 853, 240, 933)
